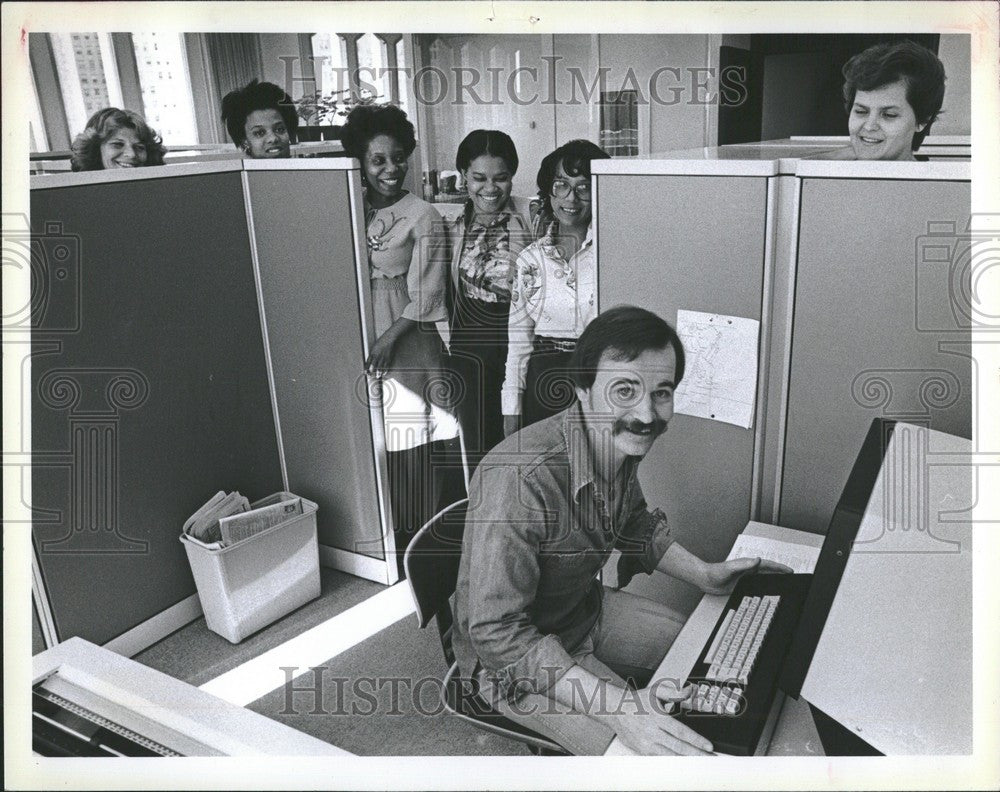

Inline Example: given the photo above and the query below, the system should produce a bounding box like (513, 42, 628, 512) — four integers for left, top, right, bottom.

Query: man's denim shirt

(452, 403, 674, 704)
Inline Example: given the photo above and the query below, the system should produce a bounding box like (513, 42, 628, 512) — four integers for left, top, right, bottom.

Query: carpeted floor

(133, 567, 530, 755)
(135, 568, 381, 686)
(247, 615, 531, 756)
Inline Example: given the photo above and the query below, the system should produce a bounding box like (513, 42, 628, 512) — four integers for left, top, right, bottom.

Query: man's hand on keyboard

(605, 683, 715, 756)
(699, 557, 793, 596)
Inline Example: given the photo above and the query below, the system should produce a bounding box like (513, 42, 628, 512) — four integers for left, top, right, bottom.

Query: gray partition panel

(597, 174, 768, 612)
(779, 177, 972, 534)
(32, 602, 45, 655)
(245, 170, 384, 559)
(31, 173, 284, 646)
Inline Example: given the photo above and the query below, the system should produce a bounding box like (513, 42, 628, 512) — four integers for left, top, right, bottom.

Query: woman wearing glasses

(501, 139, 610, 435)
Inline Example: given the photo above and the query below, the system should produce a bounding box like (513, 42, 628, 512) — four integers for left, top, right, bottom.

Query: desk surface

(33, 637, 350, 756)
(605, 522, 824, 755)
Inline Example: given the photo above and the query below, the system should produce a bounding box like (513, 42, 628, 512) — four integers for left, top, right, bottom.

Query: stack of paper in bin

(182, 491, 250, 547)
(218, 497, 302, 546)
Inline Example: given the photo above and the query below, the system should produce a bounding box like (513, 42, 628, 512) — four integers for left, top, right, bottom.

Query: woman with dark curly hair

(221, 79, 299, 159)
(69, 107, 166, 171)
(832, 40, 946, 161)
(501, 139, 610, 436)
(341, 103, 461, 575)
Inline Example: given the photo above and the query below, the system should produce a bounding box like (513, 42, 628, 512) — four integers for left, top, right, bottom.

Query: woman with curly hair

(502, 139, 610, 436)
(69, 107, 166, 171)
(221, 79, 299, 159)
(827, 40, 946, 161)
(341, 103, 462, 575)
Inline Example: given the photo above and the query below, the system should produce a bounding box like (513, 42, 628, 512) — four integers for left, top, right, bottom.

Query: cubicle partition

(775, 161, 971, 533)
(29, 160, 395, 654)
(594, 159, 777, 613)
(593, 153, 971, 611)
(654, 136, 971, 164)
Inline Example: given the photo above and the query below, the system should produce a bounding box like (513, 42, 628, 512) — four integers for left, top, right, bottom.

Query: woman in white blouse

(502, 140, 611, 436)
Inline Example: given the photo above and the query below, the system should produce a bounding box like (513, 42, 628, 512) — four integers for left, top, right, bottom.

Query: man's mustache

(612, 417, 668, 437)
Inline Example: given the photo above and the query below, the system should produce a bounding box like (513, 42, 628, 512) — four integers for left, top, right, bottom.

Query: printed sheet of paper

(673, 310, 760, 429)
(728, 531, 821, 574)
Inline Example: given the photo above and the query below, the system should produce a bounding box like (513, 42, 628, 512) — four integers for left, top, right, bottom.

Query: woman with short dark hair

(446, 130, 534, 466)
(835, 40, 946, 161)
(502, 139, 610, 435)
(221, 79, 299, 159)
(341, 103, 461, 575)
(70, 107, 166, 171)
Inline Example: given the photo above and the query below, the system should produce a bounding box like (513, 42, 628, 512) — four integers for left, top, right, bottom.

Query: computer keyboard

(665, 573, 813, 755)
(706, 594, 780, 686)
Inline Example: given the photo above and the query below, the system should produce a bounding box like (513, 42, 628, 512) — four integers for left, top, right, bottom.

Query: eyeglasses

(550, 179, 591, 201)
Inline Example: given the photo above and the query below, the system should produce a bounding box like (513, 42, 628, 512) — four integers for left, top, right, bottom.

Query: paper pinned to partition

(673, 309, 760, 429)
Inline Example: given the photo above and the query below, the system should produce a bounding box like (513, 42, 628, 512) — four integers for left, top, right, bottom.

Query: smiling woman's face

(99, 126, 147, 169)
(549, 161, 592, 230)
(363, 135, 409, 202)
(243, 108, 291, 159)
(464, 154, 513, 216)
(848, 80, 924, 161)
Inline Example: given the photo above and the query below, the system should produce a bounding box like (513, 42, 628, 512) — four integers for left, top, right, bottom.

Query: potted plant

(295, 89, 388, 142)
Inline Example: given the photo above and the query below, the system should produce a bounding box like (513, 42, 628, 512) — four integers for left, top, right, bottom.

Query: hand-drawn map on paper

(673, 309, 760, 429)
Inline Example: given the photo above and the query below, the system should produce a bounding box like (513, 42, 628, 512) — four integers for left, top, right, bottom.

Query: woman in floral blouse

(341, 104, 462, 576)
(502, 139, 611, 435)
(446, 130, 534, 467)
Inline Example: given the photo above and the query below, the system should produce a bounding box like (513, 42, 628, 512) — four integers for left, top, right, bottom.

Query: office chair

(403, 498, 570, 755)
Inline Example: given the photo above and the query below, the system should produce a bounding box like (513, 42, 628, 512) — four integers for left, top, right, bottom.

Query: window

(599, 90, 639, 157)
(28, 68, 47, 152)
(131, 32, 198, 145)
(310, 33, 350, 102)
(357, 33, 389, 101)
(395, 37, 410, 117)
(49, 32, 122, 135)
(308, 33, 408, 124)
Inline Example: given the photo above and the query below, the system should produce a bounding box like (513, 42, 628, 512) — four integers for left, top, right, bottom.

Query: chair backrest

(404, 498, 469, 629)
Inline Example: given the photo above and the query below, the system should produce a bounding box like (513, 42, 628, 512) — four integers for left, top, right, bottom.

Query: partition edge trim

(31, 546, 60, 649)
(751, 177, 778, 521)
(240, 170, 290, 493)
(771, 178, 804, 524)
(346, 169, 396, 582)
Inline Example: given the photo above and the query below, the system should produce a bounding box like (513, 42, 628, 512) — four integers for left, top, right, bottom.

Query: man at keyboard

(452, 306, 790, 755)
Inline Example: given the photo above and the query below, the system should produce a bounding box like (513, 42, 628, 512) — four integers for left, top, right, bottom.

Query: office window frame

(29, 32, 414, 153)
(30, 31, 208, 151)
(307, 32, 408, 110)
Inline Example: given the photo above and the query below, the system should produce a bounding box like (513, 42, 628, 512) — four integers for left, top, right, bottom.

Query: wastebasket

(180, 492, 321, 643)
